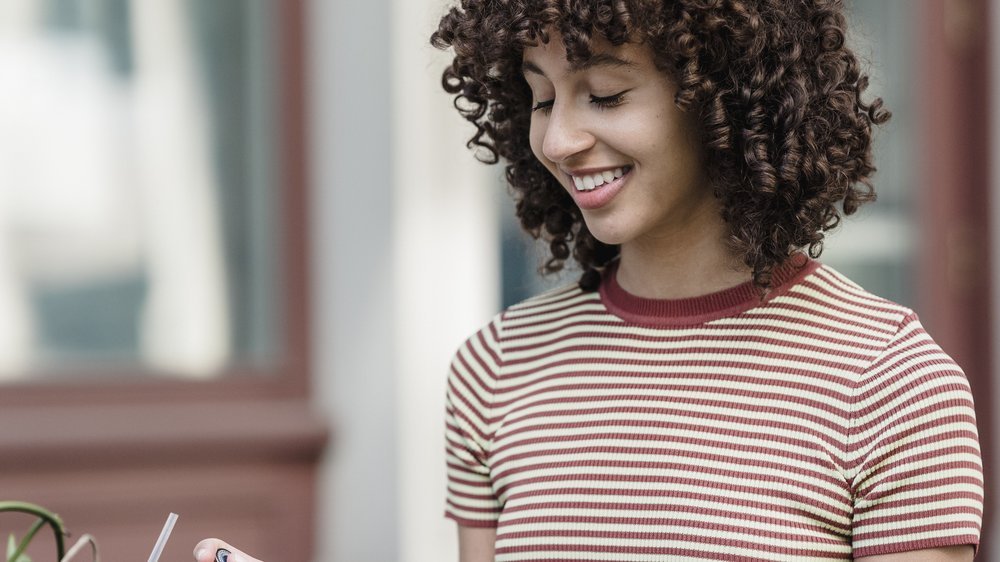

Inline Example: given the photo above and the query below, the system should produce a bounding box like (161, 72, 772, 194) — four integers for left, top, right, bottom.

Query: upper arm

(849, 314, 982, 556)
(458, 526, 496, 562)
(445, 317, 504, 526)
(855, 545, 974, 562)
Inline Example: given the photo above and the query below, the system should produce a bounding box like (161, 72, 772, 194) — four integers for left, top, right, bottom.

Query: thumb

(193, 538, 264, 562)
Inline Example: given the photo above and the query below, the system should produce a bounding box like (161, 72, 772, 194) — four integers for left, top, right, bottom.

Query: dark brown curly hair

(431, 0, 890, 291)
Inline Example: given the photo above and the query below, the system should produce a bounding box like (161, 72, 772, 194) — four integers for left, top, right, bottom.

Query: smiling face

(522, 32, 719, 251)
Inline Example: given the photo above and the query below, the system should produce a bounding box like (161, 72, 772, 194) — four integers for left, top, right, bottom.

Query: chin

(582, 220, 631, 246)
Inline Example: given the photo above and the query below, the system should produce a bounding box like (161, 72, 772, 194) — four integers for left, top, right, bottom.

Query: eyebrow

(521, 53, 637, 76)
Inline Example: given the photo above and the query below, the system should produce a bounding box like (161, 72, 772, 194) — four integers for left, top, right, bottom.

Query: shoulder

(451, 281, 601, 363)
(784, 262, 913, 323)
(791, 265, 970, 401)
(762, 260, 968, 386)
(503, 281, 597, 319)
(771, 261, 920, 351)
(492, 281, 602, 334)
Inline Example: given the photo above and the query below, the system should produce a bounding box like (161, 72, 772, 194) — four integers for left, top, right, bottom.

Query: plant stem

(0, 502, 67, 561)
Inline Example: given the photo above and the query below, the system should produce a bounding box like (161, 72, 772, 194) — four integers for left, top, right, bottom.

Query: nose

(540, 103, 596, 164)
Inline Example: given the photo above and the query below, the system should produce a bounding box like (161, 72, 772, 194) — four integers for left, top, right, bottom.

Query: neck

(615, 217, 751, 300)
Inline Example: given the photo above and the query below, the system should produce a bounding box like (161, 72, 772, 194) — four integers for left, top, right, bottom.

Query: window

(0, 2, 324, 561)
(0, 0, 282, 380)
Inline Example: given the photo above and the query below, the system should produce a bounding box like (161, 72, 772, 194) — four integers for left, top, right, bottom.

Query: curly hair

(431, 0, 890, 291)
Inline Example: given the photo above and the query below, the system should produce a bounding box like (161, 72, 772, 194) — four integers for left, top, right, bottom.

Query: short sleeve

(444, 315, 504, 527)
(849, 313, 983, 558)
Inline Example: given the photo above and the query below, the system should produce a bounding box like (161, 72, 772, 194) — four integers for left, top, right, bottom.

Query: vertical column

(988, 0, 1000, 553)
(919, 0, 993, 556)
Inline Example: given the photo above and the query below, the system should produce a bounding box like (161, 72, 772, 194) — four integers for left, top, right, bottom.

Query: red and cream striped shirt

(444, 258, 983, 561)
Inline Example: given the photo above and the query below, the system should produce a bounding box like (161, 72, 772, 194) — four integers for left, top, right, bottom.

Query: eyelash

(531, 91, 629, 113)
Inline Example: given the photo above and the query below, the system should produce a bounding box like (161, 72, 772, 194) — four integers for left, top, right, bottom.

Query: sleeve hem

(445, 512, 500, 528)
(852, 535, 979, 559)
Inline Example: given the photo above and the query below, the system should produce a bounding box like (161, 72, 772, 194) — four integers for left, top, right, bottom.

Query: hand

(193, 538, 264, 562)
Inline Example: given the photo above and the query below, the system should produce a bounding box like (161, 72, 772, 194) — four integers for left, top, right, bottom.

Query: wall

(308, 0, 398, 560)
(309, 0, 500, 560)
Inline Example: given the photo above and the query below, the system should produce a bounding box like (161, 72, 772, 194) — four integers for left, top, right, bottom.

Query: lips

(566, 166, 632, 210)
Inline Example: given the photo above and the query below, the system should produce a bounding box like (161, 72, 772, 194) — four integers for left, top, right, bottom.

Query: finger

(193, 538, 264, 562)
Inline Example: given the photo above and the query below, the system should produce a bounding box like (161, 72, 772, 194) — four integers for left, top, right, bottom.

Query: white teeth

(572, 167, 629, 191)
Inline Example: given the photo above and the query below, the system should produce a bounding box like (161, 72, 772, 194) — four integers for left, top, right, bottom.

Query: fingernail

(215, 549, 231, 562)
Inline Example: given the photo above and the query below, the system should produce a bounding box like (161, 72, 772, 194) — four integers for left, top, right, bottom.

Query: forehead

(521, 35, 647, 76)
(522, 51, 638, 76)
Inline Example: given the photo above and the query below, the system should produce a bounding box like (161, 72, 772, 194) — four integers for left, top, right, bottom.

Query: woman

(431, 1, 982, 561)
(193, 1, 983, 561)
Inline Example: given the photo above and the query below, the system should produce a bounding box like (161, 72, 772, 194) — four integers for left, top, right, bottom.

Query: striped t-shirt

(444, 258, 983, 561)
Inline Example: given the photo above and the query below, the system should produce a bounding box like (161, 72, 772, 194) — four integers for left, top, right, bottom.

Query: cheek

(641, 109, 704, 168)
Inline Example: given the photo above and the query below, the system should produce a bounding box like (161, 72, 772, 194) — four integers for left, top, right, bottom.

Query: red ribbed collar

(599, 254, 820, 326)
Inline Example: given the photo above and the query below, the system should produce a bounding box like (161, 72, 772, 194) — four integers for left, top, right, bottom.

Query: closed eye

(532, 99, 554, 113)
(531, 90, 631, 114)
(590, 90, 630, 109)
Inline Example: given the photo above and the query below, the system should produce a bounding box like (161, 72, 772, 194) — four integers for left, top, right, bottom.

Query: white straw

(147, 512, 179, 562)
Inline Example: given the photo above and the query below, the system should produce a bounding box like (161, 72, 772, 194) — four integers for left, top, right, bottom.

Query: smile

(565, 166, 632, 211)
(571, 166, 631, 191)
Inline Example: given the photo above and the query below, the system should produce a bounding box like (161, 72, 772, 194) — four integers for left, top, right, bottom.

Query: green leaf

(6, 534, 31, 562)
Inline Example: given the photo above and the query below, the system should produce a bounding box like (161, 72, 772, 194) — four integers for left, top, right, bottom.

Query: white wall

(309, 0, 500, 560)
(309, 0, 398, 560)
